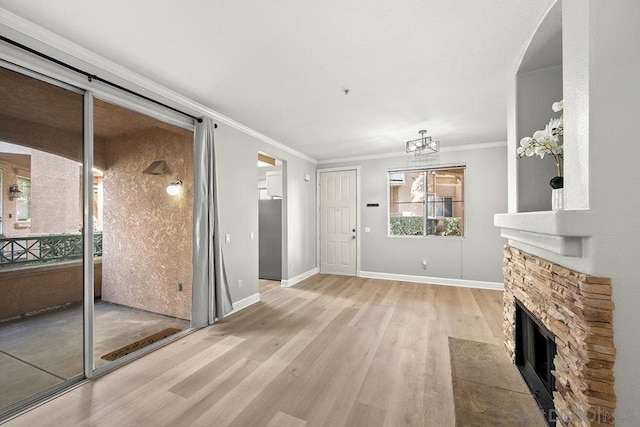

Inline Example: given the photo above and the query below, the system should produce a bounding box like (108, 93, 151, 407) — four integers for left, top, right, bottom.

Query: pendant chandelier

(406, 130, 439, 156)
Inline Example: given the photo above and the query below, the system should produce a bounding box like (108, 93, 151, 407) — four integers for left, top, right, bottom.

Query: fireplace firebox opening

(515, 300, 557, 426)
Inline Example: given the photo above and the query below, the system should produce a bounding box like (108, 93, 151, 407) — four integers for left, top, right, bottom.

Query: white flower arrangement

(517, 99, 564, 189)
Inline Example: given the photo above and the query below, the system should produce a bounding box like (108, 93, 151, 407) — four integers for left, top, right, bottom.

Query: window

(389, 167, 464, 237)
(16, 176, 31, 221)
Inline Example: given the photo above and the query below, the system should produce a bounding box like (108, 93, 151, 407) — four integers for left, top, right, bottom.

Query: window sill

(493, 210, 593, 257)
(388, 234, 465, 240)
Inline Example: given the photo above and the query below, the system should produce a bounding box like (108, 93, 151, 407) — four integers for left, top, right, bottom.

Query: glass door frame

(82, 91, 95, 377)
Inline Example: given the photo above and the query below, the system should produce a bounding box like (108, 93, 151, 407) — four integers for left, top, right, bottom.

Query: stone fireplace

(503, 246, 616, 426)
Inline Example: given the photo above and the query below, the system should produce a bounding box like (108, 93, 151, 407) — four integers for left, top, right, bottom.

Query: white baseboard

(359, 271, 504, 291)
(228, 293, 261, 316)
(281, 267, 319, 288)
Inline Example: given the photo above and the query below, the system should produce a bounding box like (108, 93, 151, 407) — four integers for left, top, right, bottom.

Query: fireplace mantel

(494, 210, 593, 257)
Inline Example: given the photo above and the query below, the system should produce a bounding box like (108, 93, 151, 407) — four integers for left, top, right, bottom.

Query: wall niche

(515, 1, 563, 213)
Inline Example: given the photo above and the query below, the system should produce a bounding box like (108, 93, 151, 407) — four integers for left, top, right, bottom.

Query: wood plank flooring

(2, 275, 504, 427)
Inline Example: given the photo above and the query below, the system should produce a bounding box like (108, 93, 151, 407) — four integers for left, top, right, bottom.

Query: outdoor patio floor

(0, 301, 189, 410)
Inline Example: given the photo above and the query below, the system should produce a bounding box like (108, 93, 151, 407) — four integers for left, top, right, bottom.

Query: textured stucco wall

(29, 150, 81, 235)
(101, 127, 193, 320)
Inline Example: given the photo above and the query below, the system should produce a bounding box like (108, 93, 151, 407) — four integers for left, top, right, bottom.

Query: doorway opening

(257, 152, 283, 284)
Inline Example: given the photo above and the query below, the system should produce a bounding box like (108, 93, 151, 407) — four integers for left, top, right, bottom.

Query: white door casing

(319, 170, 357, 275)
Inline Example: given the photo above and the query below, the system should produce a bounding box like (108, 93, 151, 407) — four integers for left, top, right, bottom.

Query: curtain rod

(0, 35, 204, 124)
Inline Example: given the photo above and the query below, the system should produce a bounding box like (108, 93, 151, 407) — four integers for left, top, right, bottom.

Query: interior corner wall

(322, 145, 507, 283)
(101, 127, 193, 320)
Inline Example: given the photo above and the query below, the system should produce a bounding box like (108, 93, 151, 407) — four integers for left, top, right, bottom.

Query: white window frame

(387, 164, 466, 239)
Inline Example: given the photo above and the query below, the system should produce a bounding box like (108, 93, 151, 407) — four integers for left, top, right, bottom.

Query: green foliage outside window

(441, 217, 462, 236)
(390, 216, 462, 236)
(390, 216, 423, 236)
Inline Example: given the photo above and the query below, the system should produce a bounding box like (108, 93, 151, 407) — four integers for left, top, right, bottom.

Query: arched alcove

(515, 1, 562, 212)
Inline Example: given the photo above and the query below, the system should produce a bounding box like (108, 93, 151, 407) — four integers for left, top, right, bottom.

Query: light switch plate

(225, 234, 231, 243)
(364, 227, 371, 232)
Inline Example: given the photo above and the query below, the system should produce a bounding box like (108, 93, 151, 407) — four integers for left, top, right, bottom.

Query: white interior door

(320, 170, 357, 275)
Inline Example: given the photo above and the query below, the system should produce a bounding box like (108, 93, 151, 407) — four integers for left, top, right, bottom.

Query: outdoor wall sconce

(9, 184, 22, 201)
(166, 181, 182, 196)
(143, 160, 167, 175)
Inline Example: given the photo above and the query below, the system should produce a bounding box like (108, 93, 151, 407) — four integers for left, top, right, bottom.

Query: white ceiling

(0, 0, 555, 162)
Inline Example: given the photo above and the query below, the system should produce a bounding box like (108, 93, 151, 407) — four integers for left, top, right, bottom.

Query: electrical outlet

(250, 232, 255, 240)
(422, 259, 427, 269)
(177, 282, 183, 292)
(237, 279, 243, 289)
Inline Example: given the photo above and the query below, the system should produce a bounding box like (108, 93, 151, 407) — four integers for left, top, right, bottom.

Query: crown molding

(318, 140, 507, 164)
(0, 7, 318, 164)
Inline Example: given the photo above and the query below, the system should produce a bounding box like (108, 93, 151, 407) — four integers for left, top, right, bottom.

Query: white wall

(215, 123, 317, 303)
(214, 124, 261, 304)
(323, 145, 507, 284)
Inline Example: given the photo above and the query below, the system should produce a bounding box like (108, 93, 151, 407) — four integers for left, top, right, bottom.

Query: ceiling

(0, 0, 555, 161)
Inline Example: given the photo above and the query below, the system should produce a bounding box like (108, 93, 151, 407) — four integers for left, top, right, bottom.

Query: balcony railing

(0, 232, 103, 266)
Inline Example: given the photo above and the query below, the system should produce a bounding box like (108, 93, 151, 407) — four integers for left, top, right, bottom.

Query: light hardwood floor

(3, 274, 504, 427)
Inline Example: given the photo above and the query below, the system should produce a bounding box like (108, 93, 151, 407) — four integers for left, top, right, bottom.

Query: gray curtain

(192, 118, 233, 327)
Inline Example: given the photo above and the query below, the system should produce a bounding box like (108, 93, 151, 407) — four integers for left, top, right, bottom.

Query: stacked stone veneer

(503, 246, 616, 426)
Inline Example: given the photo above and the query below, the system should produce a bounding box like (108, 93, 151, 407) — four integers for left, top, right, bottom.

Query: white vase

(552, 188, 564, 211)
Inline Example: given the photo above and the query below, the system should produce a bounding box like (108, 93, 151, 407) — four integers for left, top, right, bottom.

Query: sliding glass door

(0, 65, 85, 412)
(0, 63, 195, 418)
